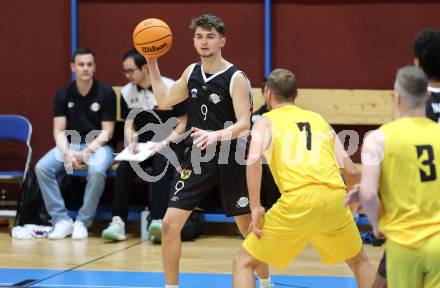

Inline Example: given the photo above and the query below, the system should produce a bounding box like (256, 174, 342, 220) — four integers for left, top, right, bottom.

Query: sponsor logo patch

(208, 93, 222, 104)
(90, 102, 100, 112)
(236, 197, 249, 208)
(180, 169, 192, 180)
(191, 88, 198, 98)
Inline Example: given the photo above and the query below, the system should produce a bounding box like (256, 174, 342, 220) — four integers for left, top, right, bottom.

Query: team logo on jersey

(236, 197, 249, 208)
(171, 196, 180, 202)
(202, 85, 208, 91)
(180, 169, 192, 179)
(90, 102, 100, 112)
(191, 88, 198, 98)
(68, 102, 75, 108)
(208, 93, 222, 104)
(432, 103, 440, 113)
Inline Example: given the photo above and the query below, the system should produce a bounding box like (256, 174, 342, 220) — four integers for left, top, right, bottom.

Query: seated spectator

(101, 49, 187, 242)
(35, 48, 116, 240)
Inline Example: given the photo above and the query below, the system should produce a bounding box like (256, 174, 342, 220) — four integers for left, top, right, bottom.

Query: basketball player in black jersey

(146, 15, 273, 288)
(415, 29, 440, 123)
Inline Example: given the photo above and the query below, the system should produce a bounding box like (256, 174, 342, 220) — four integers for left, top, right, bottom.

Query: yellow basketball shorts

(243, 191, 362, 269)
(386, 233, 440, 288)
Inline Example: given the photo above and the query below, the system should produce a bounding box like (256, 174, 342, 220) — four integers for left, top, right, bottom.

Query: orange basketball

(133, 18, 173, 58)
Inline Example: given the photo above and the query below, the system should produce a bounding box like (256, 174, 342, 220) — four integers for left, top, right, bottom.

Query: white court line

(33, 284, 160, 288)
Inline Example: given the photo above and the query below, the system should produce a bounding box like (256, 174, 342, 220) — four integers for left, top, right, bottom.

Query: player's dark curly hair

(189, 14, 225, 37)
(413, 29, 440, 81)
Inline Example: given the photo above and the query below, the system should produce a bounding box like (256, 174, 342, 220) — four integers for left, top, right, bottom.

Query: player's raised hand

(145, 56, 157, 65)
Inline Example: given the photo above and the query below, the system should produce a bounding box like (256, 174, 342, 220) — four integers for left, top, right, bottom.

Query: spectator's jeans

(113, 153, 174, 222)
(35, 144, 114, 226)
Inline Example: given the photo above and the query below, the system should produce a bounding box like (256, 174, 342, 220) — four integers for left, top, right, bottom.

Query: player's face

(71, 54, 95, 81)
(122, 57, 145, 85)
(193, 27, 225, 58)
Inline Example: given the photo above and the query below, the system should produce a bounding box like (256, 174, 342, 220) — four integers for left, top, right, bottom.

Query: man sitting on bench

(101, 49, 187, 242)
(35, 48, 116, 240)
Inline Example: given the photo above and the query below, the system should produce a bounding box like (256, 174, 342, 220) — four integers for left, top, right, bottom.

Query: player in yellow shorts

(232, 68, 375, 288)
(359, 66, 440, 288)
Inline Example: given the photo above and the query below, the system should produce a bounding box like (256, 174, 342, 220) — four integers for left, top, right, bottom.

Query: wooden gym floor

(0, 224, 384, 288)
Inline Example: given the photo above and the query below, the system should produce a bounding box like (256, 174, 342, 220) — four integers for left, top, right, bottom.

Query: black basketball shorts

(167, 148, 250, 217)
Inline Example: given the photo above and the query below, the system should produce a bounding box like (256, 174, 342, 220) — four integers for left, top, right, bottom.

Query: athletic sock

(165, 285, 179, 288)
(259, 276, 273, 287)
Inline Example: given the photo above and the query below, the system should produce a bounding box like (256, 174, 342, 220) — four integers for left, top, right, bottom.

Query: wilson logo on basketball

(141, 43, 168, 53)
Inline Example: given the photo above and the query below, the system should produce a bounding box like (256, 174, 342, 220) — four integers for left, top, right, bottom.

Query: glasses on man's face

(122, 67, 139, 76)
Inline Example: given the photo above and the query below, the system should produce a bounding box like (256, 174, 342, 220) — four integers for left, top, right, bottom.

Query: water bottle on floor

(141, 208, 150, 241)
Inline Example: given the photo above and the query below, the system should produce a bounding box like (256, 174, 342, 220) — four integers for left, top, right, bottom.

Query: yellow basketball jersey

(379, 117, 440, 248)
(263, 105, 346, 196)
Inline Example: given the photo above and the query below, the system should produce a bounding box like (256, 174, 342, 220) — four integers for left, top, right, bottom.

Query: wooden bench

(113, 86, 394, 124)
(252, 88, 394, 125)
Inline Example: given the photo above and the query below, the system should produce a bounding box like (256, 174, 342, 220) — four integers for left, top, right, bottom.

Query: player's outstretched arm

(146, 57, 189, 109)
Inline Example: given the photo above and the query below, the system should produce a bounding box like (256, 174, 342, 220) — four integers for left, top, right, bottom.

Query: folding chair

(0, 114, 32, 222)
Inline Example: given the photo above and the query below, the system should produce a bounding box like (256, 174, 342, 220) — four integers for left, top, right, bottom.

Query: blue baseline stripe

(0, 268, 357, 288)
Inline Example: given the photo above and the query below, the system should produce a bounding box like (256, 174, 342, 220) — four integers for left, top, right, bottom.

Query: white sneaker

(101, 216, 126, 241)
(11, 226, 33, 240)
(259, 281, 275, 288)
(48, 219, 73, 240)
(72, 221, 88, 240)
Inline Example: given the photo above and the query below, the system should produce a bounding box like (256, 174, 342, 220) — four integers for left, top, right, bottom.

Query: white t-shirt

(120, 77, 174, 110)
